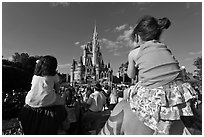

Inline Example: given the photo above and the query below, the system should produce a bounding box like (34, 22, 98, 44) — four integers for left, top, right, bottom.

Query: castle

(70, 25, 113, 86)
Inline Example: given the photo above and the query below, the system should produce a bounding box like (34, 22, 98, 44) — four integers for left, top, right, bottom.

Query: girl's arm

(54, 74, 61, 93)
(127, 48, 140, 79)
(54, 82, 60, 93)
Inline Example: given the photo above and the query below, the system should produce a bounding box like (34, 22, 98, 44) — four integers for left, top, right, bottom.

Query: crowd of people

(17, 15, 201, 135)
(17, 55, 128, 134)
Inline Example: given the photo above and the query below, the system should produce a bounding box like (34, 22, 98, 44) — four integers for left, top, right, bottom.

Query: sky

(2, 1, 202, 75)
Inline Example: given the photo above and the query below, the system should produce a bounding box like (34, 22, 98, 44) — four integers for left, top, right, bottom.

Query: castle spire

(92, 22, 98, 66)
(93, 21, 97, 39)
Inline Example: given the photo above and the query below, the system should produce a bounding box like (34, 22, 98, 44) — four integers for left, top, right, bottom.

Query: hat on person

(94, 82, 102, 91)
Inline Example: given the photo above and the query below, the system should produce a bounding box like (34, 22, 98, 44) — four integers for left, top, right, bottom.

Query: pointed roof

(79, 56, 83, 65)
(108, 62, 110, 68)
(92, 22, 98, 41)
(72, 58, 75, 66)
(101, 59, 104, 66)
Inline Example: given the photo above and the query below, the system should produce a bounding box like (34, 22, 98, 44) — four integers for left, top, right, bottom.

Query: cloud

(189, 51, 202, 55)
(117, 26, 133, 41)
(115, 24, 128, 32)
(100, 25, 135, 56)
(100, 38, 122, 56)
(8, 56, 14, 61)
(80, 44, 86, 49)
(50, 2, 71, 7)
(75, 41, 80, 45)
(116, 26, 135, 48)
(101, 38, 121, 49)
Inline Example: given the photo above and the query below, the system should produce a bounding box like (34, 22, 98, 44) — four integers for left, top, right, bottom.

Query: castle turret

(79, 55, 83, 66)
(83, 45, 87, 65)
(107, 62, 110, 68)
(101, 60, 104, 68)
(70, 59, 75, 86)
(96, 62, 100, 80)
(77, 56, 83, 83)
(92, 24, 98, 66)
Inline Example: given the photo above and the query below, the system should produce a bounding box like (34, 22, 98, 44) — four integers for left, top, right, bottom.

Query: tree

(2, 52, 41, 92)
(193, 57, 202, 81)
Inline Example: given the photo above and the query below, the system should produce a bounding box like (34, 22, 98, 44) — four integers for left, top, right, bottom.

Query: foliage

(10, 52, 41, 73)
(119, 61, 128, 71)
(2, 88, 27, 120)
(117, 61, 131, 83)
(2, 52, 40, 121)
(2, 65, 32, 91)
(193, 57, 202, 81)
(2, 52, 41, 92)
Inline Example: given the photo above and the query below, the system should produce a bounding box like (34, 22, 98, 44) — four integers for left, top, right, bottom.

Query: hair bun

(158, 17, 171, 30)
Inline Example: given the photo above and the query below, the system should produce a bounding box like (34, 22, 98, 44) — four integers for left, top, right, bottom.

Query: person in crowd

(99, 15, 197, 135)
(85, 85, 94, 102)
(109, 87, 118, 110)
(102, 84, 111, 110)
(86, 82, 106, 112)
(81, 82, 106, 134)
(19, 55, 68, 135)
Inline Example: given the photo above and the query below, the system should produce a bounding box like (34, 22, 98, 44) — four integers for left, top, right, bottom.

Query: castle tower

(107, 62, 110, 68)
(77, 56, 83, 83)
(70, 59, 75, 86)
(92, 24, 98, 66)
(101, 60, 104, 68)
(69, 25, 114, 85)
(96, 62, 100, 80)
(83, 45, 87, 65)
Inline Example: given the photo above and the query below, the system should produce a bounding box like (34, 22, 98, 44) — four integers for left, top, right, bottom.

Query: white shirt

(25, 74, 59, 107)
(87, 90, 106, 112)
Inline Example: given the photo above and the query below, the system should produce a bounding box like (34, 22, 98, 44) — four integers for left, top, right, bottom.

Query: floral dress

(127, 79, 197, 134)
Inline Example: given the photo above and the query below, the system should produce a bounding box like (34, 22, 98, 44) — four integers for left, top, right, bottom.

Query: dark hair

(94, 82, 102, 91)
(34, 55, 58, 76)
(131, 15, 171, 41)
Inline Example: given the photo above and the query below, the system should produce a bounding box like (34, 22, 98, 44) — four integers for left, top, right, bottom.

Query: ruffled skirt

(128, 80, 197, 134)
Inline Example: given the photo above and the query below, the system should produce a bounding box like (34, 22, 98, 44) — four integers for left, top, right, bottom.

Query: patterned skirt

(128, 80, 197, 134)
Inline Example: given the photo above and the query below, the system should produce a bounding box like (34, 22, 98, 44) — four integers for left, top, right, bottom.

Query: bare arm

(54, 74, 61, 93)
(127, 48, 140, 79)
(54, 82, 60, 93)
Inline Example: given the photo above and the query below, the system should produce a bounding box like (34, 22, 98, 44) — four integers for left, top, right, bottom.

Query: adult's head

(131, 15, 171, 42)
(34, 55, 58, 76)
(94, 82, 102, 91)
